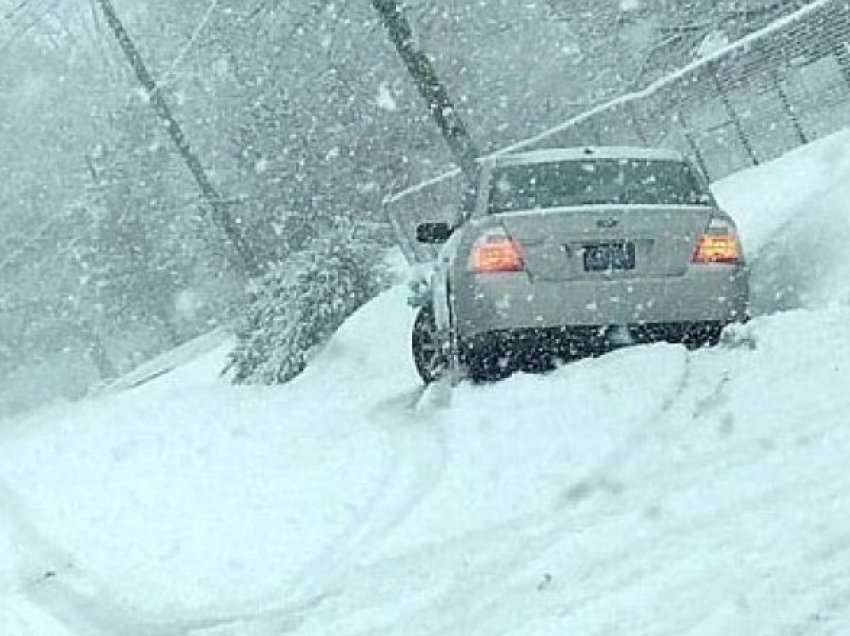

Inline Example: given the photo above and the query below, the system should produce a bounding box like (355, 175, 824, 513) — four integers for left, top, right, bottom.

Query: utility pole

(370, 0, 480, 187)
(93, 0, 261, 278)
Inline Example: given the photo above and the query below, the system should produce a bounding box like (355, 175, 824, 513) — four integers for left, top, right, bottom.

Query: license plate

(583, 242, 636, 272)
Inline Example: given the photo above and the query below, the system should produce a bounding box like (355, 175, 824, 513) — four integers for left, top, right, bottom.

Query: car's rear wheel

(681, 323, 725, 350)
(465, 348, 511, 383)
(412, 305, 448, 384)
(461, 333, 548, 383)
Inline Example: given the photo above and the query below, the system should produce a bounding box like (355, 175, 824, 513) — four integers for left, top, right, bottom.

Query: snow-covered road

(2, 129, 850, 635)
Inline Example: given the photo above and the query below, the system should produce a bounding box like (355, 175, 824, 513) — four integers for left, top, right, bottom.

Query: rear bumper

(460, 321, 730, 360)
(453, 265, 749, 339)
(457, 322, 731, 380)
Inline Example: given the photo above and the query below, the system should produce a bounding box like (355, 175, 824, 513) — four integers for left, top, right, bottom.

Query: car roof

(486, 146, 686, 167)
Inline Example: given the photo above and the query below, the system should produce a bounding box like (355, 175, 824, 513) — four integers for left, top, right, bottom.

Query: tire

(461, 335, 515, 383)
(412, 305, 448, 384)
(466, 353, 511, 383)
(682, 323, 724, 350)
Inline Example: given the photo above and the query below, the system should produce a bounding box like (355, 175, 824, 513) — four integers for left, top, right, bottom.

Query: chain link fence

(386, 0, 850, 263)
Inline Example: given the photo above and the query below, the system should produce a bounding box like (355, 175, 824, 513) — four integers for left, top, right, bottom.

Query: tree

(225, 223, 390, 384)
(84, 98, 197, 351)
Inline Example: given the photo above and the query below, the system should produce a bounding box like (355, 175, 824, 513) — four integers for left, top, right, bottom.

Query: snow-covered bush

(225, 226, 390, 384)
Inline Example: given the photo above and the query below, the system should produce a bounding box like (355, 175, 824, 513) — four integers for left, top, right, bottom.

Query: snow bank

(715, 127, 850, 313)
(0, 287, 416, 618)
(1, 129, 850, 634)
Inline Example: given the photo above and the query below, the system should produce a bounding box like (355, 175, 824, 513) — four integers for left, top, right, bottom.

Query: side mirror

(416, 222, 453, 244)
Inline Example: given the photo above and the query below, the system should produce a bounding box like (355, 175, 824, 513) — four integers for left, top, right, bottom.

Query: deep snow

(2, 127, 850, 635)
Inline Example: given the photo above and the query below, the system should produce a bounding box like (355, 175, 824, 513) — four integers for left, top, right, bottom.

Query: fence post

(627, 101, 649, 145)
(586, 120, 604, 146)
(709, 64, 759, 166)
(676, 110, 711, 181)
(770, 69, 808, 145)
(835, 41, 850, 88)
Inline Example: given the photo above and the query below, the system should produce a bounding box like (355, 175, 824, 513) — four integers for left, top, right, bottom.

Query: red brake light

(470, 231, 525, 273)
(692, 216, 742, 264)
(692, 235, 741, 263)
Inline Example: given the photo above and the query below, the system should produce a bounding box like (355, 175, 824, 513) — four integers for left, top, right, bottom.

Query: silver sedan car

(411, 146, 750, 383)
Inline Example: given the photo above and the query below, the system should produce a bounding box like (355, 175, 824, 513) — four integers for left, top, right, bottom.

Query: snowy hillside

(2, 128, 850, 635)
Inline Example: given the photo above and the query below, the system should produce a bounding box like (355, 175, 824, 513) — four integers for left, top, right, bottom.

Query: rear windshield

(487, 158, 710, 213)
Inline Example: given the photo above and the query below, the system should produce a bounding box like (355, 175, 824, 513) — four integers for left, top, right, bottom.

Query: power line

(93, 0, 261, 278)
(1, 0, 50, 32)
(0, 0, 46, 43)
(0, 0, 61, 54)
(159, 0, 219, 88)
(2, 0, 37, 21)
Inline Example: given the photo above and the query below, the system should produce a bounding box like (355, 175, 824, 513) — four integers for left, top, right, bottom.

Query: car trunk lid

(498, 205, 713, 281)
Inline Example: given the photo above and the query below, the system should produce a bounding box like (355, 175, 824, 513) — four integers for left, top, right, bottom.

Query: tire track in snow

(342, 453, 849, 636)
(776, 566, 850, 636)
(0, 377, 485, 635)
(425, 362, 850, 636)
(314, 349, 709, 636)
(0, 478, 150, 636)
(278, 380, 449, 613)
(352, 345, 767, 635)
(558, 347, 693, 507)
(231, 345, 751, 634)
(0, 477, 337, 636)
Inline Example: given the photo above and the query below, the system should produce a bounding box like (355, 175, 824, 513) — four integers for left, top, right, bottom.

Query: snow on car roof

(487, 146, 686, 167)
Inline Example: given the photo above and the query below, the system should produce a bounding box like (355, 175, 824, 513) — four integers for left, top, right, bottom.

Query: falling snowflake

(376, 81, 397, 112)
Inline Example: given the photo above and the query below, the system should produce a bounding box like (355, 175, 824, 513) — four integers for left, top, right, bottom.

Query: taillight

(470, 230, 525, 273)
(692, 216, 742, 264)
